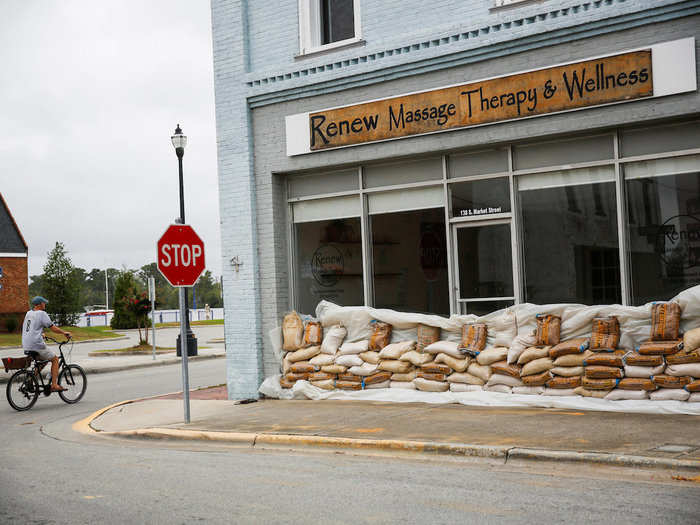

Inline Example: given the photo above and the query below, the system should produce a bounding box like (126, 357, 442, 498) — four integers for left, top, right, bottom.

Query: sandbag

(434, 353, 469, 372)
(369, 320, 392, 350)
(476, 346, 509, 366)
(690, 392, 700, 402)
(450, 383, 483, 393)
(484, 384, 512, 394)
(535, 314, 561, 346)
(574, 387, 611, 398)
(584, 366, 624, 380)
(390, 381, 416, 389)
(414, 377, 449, 392)
(378, 340, 415, 359)
(424, 340, 462, 359)
(651, 375, 692, 389)
(321, 324, 347, 354)
(513, 386, 545, 395)
(623, 364, 665, 378)
(665, 363, 700, 378)
(522, 370, 552, 386)
(624, 353, 664, 366)
(421, 363, 451, 375)
(287, 345, 321, 363)
(309, 371, 335, 381)
(311, 379, 336, 390)
(285, 372, 311, 381)
(491, 309, 517, 347)
(550, 366, 584, 377)
(650, 302, 681, 341)
(487, 374, 524, 387)
(517, 346, 551, 365)
(507, 333, 537, 364)
(490, 361, 521, 378)
(347, 362, 379, 376)
(543, 387, 579, 396)
(686, 380, 700, 392)
(649, 388, 689, 401)
(290, 362, 318, 374)
(303, 320, 323, 347)
(282, 311, 304, 351)
(637, 340, 683, 355)
(338, 340, 370, 355)
(546, 376, 581, 389)
(365, 380, 391, 389)
(549, 338, 590, 359)
(583, 353, 624, 367)
(416, 324, 440, 352)
(359, 351, 381, 364)
(399, 350, 433, 366)
(666, 351, 700, 365)
(280, 377, 296, 389)
(336, 380, 362, 390)
(334, 354, 363, 367)
(391, 370, 417, 382)
(364, 371, 392, 385)
(338, 373, 362, 383)
(684, 327, 700, 353)
(378, 359, 413, 374)
(553, 350, 594, 367)
(521, 357, 553, 376)
(581, 377, 620, 390)
(467, 362, 492, 382)
(282, 354, 292, 374)
(417, 371, 447, 382)
(447, 372, 484, 385)
(605, 389, 648, 401)
(590, 316, 620, 350)
(618, 378, 657, 391)
(321, 364, 347, 374)
(460, 323, 487, 356)
(310, 353, 335, 366)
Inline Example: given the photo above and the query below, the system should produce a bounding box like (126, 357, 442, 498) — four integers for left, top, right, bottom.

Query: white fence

(77, 307, 224, 327)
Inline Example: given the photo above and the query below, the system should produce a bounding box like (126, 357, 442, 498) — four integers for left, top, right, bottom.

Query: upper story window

(299, 0, 361, 55)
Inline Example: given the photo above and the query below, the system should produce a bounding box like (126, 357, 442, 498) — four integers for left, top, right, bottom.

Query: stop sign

(157, 224, 206, 287)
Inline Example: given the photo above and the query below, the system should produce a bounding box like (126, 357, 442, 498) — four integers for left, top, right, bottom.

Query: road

(1, 360, 699, 524)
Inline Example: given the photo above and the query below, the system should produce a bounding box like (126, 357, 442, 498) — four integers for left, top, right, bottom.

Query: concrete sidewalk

(81, 387, 700, 472)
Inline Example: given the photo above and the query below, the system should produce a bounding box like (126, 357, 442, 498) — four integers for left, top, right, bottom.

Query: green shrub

(4, 316, 19, 333)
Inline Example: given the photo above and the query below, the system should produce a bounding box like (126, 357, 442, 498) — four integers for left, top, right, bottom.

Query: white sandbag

(513, 386, 544, 395)
(378, 340, 415, 359)
(605, 389, 648, 401)
(490, 309, 517, 348)
(486, 374, 524, 387)
(378, 359, 413, 373)
(434, 353, 470, 372)
(665, 363, 700, 378)
(467, 363, 492, 382)
(447, 372, 485, 385)
(414, 377, 449, 392)
(684, 327, 700, 352)
(508, 333, 537, 364)
(390, 381, 416, 389)
(688, 392, 700, 402)
(484, 384, 512, 394)
(359, 351, 381, 364)
(287, 345, 321, 363)
(476, 347, 509, 365)
(449, 383, 483, 393)
(517, 346, 551, 365)
(391, 370, 417, 382)
(424, 340, 462, 358)
(310, 379, 336, 390)
(550, 366, 584, 377)
(542, 388, 579, 396)
(399, 350, 434, 366)
(321, 324, 346, 354)
(338, 340, 369, 355)
(347, 362, 379, 376)
(365, 380, 391, 389)
(650, 388, 690, 401)
(334, 354, 363, 367)
(624, 364, 665, 378)
(310, 353, 336, 366)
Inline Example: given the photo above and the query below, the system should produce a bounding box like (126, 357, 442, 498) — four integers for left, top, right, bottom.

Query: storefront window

(625, 155, 700, 305)
(450, 178, 510, 218)
(518, 166, 621, 305)
(294, 218, 364, 314)
(371, 208, 449, 315)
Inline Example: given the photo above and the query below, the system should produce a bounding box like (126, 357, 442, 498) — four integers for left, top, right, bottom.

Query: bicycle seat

(26, 351, 39, 358)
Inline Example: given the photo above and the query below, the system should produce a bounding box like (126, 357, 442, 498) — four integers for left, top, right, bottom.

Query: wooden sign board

(309, 50, 652, 151)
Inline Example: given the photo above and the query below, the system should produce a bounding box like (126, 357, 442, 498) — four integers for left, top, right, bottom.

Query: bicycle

(4, 336, 87, 411)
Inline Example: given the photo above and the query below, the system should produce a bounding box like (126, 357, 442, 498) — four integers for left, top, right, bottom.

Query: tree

(42, 242, 82, 326)
(192, 270, 223, 308)
(139, 262, 178, 309)
(110, 271, 140, 329)
(125, 289, 152, 343)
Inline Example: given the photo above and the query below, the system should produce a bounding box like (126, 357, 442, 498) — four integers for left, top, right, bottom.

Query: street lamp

(171, 124, 198, 357)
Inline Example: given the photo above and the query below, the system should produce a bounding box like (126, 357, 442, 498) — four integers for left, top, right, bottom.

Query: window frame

(298, 0, 362, 56)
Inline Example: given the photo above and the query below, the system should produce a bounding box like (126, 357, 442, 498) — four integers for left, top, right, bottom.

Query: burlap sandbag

(624, 353, 664, 366)
(347, 362, 379, 376)
(399, 350, 433, 366)
(546, 376, 581, 389)
(590, 316, 620, 350)
(517, 346, 551, 365)
(467, 362, 492, 382)
(365, 380, 391, 389)
(447, 372, 484, 385)
(650, 388, 689, 401)
(490, 361, 521, 378)
(303, 321, 323, 347)
(574, 387, 611, 398)
(549, 338, 590, 359)
(484, 384, 512, 394)
(378, 359, 413, 374)
(605, 389, 648, 401)
(584, 366, 624, 379)
(416, 324, 440, 352)
(582, 377, 620, 390)
(666, 351, 700, 365)
(424, 340, 462, 359)
(417, 371, 447, 382)
(665, 363, 700, 378)
(335, 354, 363, 367)
(690, 393, 700, 402)
(460, 323, 487, 356)
(522, 370, 552, 386)
(553, 350, 594, 367)
(280, 377, 296, 389)
(476, 347, 508, 366)
(684, 327, 700, 353)
(311, 379, 336, 390)
(378, 340, 415, 359)
(421, 363, 451, 375)
(390, 381, 416, 389)
(321, 324, 347, 355)
(623, 364, 665, 378)
(434, 353, 470, 372)
(513, 386, 545, 395)
(336, 380, 362, 390)
(652, 375, 692, 388)
(521, 357, 553, 377)
(487, 374, 524, 387)
(618, 378, 657, 391)
(321, 364, 347, 374)
(369, 320, 392, 350)
(309, 371, 336, 381)
(583, 353, 624, 367)
(550, 366, 583, 377)
(290, 362, 319, 374)
(287, 345, 321, 363)
(338, 340, 370, 355)
(637, 340, 683, 355)
(285, 372, 311, 381)
(685, 380, 700, 392)
(359, 351, 381, 364)
(650, 302, 681, 341)
(543, 387, 578, 396)
(310, 353, 335, 366)
(364, 371, 392, 385)
(391, 370, 417, 381)
(415, 377, 449, 392)
(535, 314, 561, 346)
(338, 373, 362, 383)
(450, 383, 483, 393)
(282, 311, 304, 351)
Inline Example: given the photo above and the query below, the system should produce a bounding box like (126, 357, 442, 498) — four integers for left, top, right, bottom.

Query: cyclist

(22, 296, 72, 392)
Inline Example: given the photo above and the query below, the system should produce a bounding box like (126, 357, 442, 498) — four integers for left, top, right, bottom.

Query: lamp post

(171, 124, 198, 357)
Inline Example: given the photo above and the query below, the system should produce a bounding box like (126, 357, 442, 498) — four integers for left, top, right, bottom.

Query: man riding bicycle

(22, 296, 72, 392)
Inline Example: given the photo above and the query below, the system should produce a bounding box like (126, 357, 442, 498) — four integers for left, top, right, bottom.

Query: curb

(74, 403, 700, 471)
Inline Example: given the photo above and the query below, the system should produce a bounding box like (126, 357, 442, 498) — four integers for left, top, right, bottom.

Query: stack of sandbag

(381, 340, 418, 389)
(660, 325, 700, 402)
(517, 345, 553, 395)
(578, 316, 625, 399)
(417, 340, 462, 392)
(335, 339, 370, 390)
(280, 312, 324, 388)
(446, 323, 487, 392)
(548, 337, 590, 397)
(481, 347, 518, 394)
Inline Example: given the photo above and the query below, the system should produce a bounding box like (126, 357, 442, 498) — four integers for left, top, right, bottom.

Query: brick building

(210, 0, 700, 399)
(0, 193, 29, 331)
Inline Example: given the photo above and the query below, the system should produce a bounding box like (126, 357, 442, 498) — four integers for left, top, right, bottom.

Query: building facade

(210, 0, 700, 398)
(0, 193, 29, 330)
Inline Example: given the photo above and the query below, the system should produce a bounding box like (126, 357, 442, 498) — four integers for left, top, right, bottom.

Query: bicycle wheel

(58, 365, 87, 404)
(6, 370, 39, 411)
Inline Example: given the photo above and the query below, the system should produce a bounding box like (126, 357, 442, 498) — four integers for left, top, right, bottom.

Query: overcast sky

(0, 1, 220, 279)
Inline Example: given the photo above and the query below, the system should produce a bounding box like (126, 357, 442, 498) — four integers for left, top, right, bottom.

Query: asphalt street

(1, 359, 699, 524)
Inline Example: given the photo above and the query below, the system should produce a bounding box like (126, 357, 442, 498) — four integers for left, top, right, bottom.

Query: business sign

(286, 38, 697, 156)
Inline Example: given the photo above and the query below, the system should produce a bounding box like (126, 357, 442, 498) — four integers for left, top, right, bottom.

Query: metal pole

(149, 277, 156, 360)
(176, 143, 197, 356)
(179, 286, 190, 423)
(105, 269, 109, 310)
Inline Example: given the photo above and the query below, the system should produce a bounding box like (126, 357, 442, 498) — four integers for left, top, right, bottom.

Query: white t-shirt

(22, 310, 54, 353)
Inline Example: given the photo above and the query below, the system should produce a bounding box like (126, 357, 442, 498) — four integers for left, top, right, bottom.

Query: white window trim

(0, 252, 27, 258)
(298, 0, 362, 56)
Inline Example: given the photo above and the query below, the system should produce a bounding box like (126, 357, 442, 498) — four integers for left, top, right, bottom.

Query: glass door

(452, 219, 515, 315)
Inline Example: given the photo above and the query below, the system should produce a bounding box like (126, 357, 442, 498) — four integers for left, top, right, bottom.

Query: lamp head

(171, 124, 187, 157)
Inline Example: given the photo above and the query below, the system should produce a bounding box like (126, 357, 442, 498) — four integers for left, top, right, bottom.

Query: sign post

(148, 277, 156, 360)
(157, 224, 206, 424)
